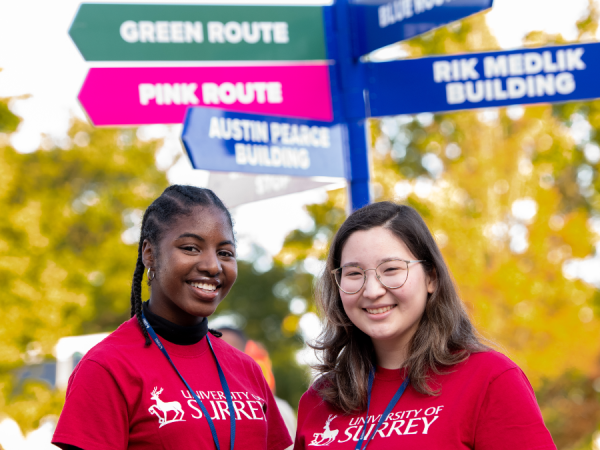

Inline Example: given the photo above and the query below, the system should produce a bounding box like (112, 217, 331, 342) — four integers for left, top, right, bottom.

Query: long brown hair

(312, 202, 488, 414)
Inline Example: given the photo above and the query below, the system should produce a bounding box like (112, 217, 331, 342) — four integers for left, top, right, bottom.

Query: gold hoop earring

(147, 268, 155, 283)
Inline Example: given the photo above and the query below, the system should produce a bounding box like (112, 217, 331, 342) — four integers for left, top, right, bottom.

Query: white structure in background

(0, 416, 57, 450)
(593, 431, 600, 450)
(295, 312, 323, 370)
(0, 333, 110, 449)
(55, 333, 109, 389)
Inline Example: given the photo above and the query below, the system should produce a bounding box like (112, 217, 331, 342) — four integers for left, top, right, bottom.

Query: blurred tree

(0, 100, 169, 430)
(211, 255, 308, 408)
(273, 6, 600, 448)
(0, 97, 20, 134)
(536, 371, 600, 449)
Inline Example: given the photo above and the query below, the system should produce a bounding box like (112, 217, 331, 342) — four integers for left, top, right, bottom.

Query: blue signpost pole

(345, 119, 371, 211)
(326, 0, 372, 211)
(326, 0, 495, 211)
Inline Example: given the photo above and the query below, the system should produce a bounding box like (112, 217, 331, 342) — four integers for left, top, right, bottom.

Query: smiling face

(339, 226, 435, 362)
(142, 205, 237, 326)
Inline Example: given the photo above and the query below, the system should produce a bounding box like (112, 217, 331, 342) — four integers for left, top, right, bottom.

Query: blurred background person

(218, 326, 297, 442)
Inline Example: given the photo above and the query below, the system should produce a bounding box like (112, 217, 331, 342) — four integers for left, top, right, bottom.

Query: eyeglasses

(331, 259, 426, 294)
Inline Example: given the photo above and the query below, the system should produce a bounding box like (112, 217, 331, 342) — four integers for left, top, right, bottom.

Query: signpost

(69, 0, 600, 212)
(69, 4, 326, 61)
(349, 0, 493, 57)
(79, 65, 334, 126)
(182, 108, 347, 178)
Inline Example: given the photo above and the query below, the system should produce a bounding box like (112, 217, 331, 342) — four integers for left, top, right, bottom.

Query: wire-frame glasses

(331, 259, 426, 294)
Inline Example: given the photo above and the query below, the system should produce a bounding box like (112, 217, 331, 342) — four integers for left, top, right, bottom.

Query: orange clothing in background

(245, 339, 276, 393)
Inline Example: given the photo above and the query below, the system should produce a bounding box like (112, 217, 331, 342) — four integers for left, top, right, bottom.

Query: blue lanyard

(142, 312, 236, 450)
(355, 369, 410, 450)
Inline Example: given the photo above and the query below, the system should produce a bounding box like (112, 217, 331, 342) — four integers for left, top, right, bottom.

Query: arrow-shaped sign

(350, 0, 494, 57)
(365, 42, 598, 117)
(78, 65, 335, 126)
(207, 172, 344, 209)
(182, 108, 347, 178)
(69, 3, 327, 62)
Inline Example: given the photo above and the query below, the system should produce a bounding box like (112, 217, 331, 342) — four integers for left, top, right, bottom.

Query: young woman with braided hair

(294, 202, 555, 450)
(53, 185, 292, 450)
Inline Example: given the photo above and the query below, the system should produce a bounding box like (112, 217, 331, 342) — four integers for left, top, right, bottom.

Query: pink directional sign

(78, 65, 333, 126)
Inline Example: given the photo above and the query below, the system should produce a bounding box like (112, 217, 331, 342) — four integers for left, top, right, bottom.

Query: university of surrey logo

(148, 387, 186, 428)
(309, 415, 339, 446)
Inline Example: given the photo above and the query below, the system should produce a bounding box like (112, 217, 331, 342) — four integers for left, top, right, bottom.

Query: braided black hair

(130, 185, 234, 345)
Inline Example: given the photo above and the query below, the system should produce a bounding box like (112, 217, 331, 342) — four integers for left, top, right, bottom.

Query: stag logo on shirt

(309, 415, 339, 446)
(148, 387, 186, 428)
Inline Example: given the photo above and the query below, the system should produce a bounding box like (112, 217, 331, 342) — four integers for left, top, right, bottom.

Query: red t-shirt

(295, 351, 555, 450)
(53, 318, 292, 450)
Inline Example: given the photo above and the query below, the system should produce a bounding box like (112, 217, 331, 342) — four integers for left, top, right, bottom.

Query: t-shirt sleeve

(252, 362, 293, 450)
(52, 359, 129, 450)
(474, 367, 556, 450)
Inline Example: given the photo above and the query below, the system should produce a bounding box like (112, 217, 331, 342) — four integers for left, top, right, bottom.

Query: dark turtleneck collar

(142, 301, 208, 345)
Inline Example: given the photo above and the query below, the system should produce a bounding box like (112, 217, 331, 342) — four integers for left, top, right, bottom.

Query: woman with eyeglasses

(294, 202, 555, 449)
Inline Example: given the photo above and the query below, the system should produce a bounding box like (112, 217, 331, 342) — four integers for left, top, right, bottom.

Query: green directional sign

(69, 3, 327, 62)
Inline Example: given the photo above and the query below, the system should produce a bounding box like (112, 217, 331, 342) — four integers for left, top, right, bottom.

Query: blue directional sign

(350, 0, 494, 57)
(366, 42, 600, 117)
(182, 108, 347, 178)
